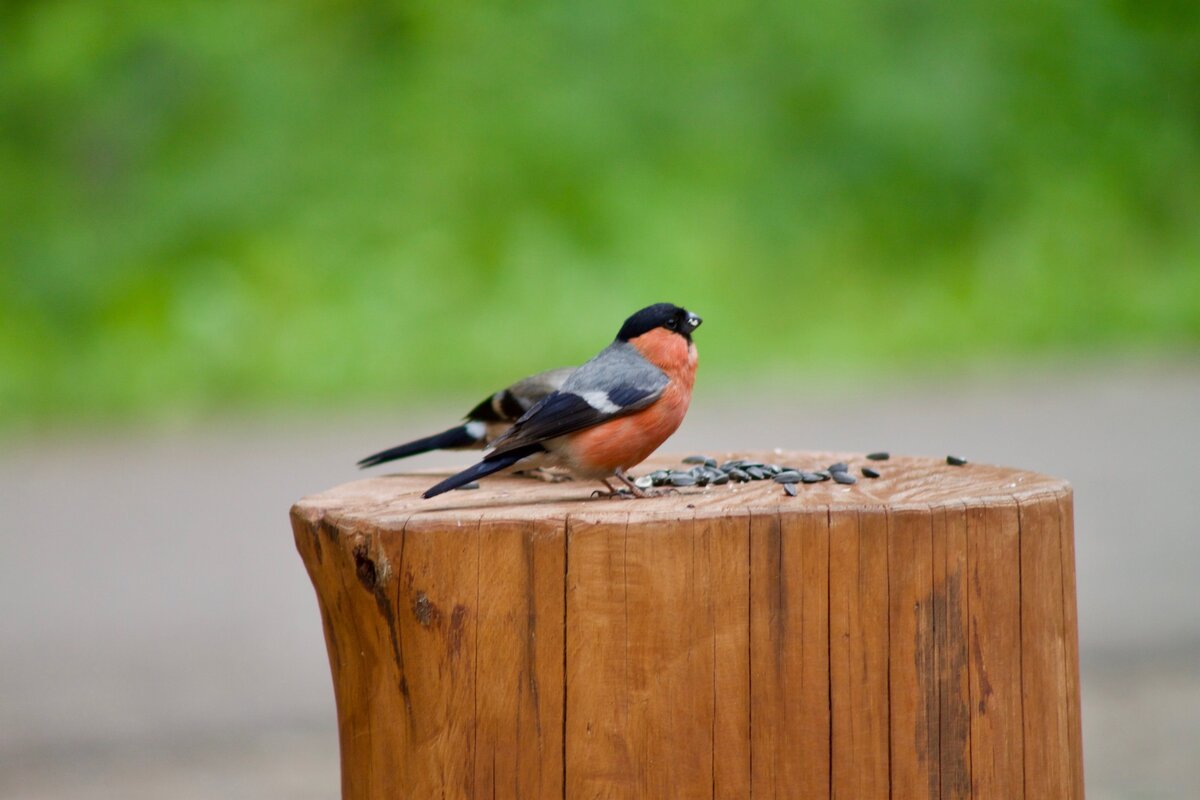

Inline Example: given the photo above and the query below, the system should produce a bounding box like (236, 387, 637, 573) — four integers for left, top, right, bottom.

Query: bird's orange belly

(562, 383, 691, 477)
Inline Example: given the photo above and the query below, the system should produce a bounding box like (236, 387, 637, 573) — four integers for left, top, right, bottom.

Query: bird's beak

(683, 313, 702, 333)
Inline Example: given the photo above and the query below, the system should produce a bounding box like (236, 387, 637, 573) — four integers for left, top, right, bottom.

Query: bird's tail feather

(422, 444, 545, 499)
(357, 424, 483, 469)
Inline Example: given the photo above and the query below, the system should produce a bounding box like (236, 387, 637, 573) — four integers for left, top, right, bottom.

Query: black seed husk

(866, 451, 890, 461)
(947, 455, 968, 466)
(861, 467, 881, 479)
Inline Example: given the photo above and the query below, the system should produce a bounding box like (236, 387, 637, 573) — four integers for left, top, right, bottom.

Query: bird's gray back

(509, 366, 576, 408)
(562, 341, 668, 396)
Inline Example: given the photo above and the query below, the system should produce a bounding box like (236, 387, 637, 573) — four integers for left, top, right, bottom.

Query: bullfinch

(423, 302, 702, 499)
(356, 366, 575, 468)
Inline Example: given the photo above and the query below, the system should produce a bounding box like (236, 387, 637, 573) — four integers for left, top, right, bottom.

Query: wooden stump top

(293, 450, 1082, 798)
(292, 451, 1069, 530)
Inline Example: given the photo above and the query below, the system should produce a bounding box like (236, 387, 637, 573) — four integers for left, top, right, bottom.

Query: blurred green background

(2, 0, 1198, 432)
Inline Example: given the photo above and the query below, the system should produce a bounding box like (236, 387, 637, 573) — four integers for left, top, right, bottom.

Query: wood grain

(830, 507, 890, 798)
(1059, 491, 1086, 797)
(703, 513, 751, 798)
(291, 451, 1083, 799)
(889, 505, 938, 800)
(1018, 493, 1079, 799)
(967, 501, 1024, 798)
(473, 515, 565, 798)
(933, 502, 972, 800)
(748, 506, 831, 797)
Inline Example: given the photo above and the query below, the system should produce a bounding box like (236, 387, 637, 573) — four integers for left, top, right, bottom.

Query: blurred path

(2, 361, 1197, 798)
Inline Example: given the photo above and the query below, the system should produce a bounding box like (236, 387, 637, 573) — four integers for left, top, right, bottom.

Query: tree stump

(291, 452, 1083, 799)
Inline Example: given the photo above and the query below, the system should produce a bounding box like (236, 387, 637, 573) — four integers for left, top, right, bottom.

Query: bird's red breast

(562, 329, 698, 475)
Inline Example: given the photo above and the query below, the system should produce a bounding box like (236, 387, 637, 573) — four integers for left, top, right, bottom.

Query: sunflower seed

(947, 455, 968, 466)
(800, 471, 825, 483)
(773, 471, 803, 484)
(669, 472, 697, 486)
(812, 470, 832, 481)
(783, 483, 798, 497)
(738, 461, 765, 469)
(832, 471, 857, 485)
(746, 466, 768, 480)
(828, 462, 849, 473)
(683, 455, 718, 467)
(861, 467, 881, 479)
(728, 468, 751, 482)
(866, 451, 890, 461)
(720, 459, 745, 470)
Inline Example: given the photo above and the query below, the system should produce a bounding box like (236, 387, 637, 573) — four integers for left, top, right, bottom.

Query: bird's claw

(591, 489, 636, 500)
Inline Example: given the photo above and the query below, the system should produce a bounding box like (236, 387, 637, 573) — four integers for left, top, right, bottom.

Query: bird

(356, 366, 576, 469)
(422, 302, 702, 499)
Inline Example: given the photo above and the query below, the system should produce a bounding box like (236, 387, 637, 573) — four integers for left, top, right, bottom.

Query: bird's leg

(613, 469, 650, 498)
(591, 477, 635, 500)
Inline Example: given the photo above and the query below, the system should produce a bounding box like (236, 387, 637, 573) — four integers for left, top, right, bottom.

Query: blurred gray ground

(1, 361, 1198, 799)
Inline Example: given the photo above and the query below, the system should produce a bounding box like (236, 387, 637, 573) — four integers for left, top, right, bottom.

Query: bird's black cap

(615, 303, 703, 342)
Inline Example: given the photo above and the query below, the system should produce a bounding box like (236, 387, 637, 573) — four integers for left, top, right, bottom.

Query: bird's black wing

(487, 382, 662, 455)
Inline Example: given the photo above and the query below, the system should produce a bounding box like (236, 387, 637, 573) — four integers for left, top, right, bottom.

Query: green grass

(2, 1, 1198, 430)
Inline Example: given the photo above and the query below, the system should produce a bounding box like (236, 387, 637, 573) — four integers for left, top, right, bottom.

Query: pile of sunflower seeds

(634, 454, 889, 493)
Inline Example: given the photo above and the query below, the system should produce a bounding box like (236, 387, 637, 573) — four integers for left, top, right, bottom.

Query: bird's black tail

(422, 444, 545, 499)
(357, 424, 484, 469)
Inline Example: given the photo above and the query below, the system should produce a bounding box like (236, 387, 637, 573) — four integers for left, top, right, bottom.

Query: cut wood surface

(291, 452, 1083, 799)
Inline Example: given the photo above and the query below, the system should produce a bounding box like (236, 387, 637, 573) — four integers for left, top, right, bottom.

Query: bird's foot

(591, 488, 636, 500)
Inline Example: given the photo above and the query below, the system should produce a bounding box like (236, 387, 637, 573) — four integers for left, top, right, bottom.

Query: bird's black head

(615, 303, 703, 342)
